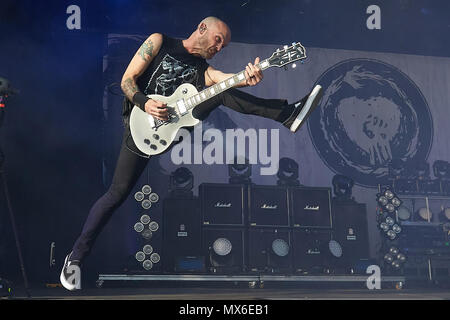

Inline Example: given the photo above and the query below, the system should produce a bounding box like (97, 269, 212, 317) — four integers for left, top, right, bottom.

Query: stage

(3, 274, 449, 300)
(4, 286, 450, 301)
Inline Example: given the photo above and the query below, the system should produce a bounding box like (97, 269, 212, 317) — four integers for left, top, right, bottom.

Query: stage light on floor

(332, 174, 355, 202)
(134, 191, 144, 202)
(142, 185, 152, 195)
(213, 238, 232, 256)
(380, 222, 389, 232)
(417, 207, 433, 221)
(383, 246, 406, 271)
(433, 160, 450, 179)
(397, 206, 411, 220)
(389, 247, 399, 255)
(149, 221, 159, 232)
(272, 238, 290, 257)
(135, 251, 145, 262)
(228, 156, 252, 184)
(140, 214, 151, 224)
(388, 158, 408, 179)
(276, 157, 300, 186)
(141, 199, 152, 209)
(141, 229, 153, 240)
(391, 260, 401, 269)
(150, 253, 160, 264)
(397, 253, 406, 263)
(134, 222, 144, 233)
(377, 187, 402, 212)
(149, 192, 159, 203)
(143, 260, 153, 270)
(439, 208, 450, 221)
(384, 253, 394, 264)
(392, 224, 402, 234)
(385, 216, 395, 226)
(170, 167, 194, 197)
(143, 244, 153, 255)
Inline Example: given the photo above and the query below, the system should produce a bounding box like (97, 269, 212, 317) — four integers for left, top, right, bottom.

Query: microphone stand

(0, 93, 31, 298)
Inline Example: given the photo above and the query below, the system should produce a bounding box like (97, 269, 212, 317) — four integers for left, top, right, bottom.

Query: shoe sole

(290, 85, 323, 133)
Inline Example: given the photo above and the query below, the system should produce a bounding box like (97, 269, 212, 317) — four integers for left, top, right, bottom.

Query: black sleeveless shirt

(122, 34, 209, 122)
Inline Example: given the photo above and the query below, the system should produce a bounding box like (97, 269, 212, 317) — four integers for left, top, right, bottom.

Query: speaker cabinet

(200, 183, 246, 226)
(249, 185, 290, 227)
(431, 257, 450, 283)
(402, 255, 431, 280)
(162, 197, 203, 273)
(290, 187, 332, 228)
(292, 229, 332, 273)
(331, 201, 370, 264)
(203, 228, 246, 273)
(248, 228, 293, 273)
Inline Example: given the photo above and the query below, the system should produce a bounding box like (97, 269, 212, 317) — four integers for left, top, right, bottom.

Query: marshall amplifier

(248, 185, 289, 227)
(292, 229, 332, 273)
(248, 228, 293, 273)
(162, 197, 203, 273)
(200, 183, 246, 226)
(290, 187, 332, 228)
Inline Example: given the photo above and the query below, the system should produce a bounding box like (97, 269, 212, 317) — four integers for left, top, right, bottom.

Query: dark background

(0, 0, 449, 286)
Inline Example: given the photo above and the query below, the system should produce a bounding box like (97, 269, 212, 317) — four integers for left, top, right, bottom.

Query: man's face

(199, 22, 231, 59)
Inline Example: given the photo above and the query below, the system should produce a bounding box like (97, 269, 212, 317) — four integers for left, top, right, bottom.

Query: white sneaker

(288, 85, 323, 133)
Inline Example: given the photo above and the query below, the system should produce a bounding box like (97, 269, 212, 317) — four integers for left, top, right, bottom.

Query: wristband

(132, 92, 150, 110)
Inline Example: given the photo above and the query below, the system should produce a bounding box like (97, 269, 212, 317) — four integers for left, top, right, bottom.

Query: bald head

(198, 16, 231, 43)
(183, 16, 231, 59)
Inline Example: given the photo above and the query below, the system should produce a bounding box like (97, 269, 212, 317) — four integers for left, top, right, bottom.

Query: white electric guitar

(129, 42, 307, 156)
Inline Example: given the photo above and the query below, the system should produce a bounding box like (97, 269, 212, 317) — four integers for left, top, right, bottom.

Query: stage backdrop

(100, 33, 450, 265)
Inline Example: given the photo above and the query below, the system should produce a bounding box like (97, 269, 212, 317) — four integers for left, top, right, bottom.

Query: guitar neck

(184, 59, 271, 111)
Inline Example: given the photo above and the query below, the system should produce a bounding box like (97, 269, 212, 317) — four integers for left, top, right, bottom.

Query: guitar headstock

(267, 42, 306, 68)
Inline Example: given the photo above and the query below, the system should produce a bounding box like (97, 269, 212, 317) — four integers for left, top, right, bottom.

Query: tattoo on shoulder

(138, 39, 154, 62)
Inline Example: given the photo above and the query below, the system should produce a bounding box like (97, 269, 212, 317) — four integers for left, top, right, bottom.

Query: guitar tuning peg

(283, 45, 288, 50)
(292, 63, 297, 69)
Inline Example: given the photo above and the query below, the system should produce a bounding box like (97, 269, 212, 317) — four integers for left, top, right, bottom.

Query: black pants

(71, 88, 291, 261)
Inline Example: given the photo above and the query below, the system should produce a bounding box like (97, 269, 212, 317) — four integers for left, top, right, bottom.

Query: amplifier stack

(161, 183, 370, 275)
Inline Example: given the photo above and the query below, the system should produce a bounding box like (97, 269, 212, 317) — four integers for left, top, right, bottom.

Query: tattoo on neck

(138, 39, 154, 62)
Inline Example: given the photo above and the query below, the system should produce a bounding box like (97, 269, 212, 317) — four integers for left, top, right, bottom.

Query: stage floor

(4, 283, 450, 300)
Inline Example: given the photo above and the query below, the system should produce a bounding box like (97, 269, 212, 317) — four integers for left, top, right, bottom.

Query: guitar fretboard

(179, 59, 271, 113)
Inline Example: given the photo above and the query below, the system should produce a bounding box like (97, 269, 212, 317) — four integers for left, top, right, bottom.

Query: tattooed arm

(121, 33, 168, 120)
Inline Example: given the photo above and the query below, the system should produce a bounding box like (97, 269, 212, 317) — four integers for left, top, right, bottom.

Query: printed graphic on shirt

(145, 54, 201, 96)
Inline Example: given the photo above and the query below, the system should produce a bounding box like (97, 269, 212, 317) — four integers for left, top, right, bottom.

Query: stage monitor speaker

(200, 183, 246, 226)
(331, 202, 370, 264)
(203, 228, 246, 273)
(292, 229, 332, 273)
(402, 255, 431, 281)
(248, 185, 289, 227)
(248, 228, 293, 273)
(162, 197, 204, 273)
(431, 256, 450, 283)
(290, 187, 332, 228)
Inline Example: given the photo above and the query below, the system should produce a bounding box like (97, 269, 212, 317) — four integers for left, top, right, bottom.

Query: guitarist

(60, 16, 323, 290)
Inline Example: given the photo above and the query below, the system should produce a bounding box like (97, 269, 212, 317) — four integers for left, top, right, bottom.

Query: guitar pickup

(176, 99, 188, 115)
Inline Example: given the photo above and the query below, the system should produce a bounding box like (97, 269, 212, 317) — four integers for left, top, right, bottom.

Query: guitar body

(129, 42, 307, 156)
(130, 83, 200, 156)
